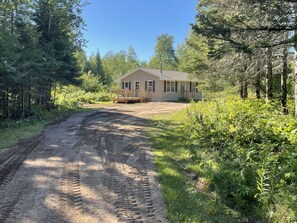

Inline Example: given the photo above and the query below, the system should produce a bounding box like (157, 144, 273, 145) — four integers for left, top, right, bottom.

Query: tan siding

(121, 70, 180, 101)
(120, 70, 202, 101)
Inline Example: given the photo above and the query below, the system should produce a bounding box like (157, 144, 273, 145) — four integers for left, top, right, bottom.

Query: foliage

(149, 34, 178, 70)
(81, 71, 103, 93)
(177, 32, 209, 74)
(102, 46, 139, 81)
(83, 50, 111, 85)
(183, 98, 297, 222)
(56, 85, 111, 108)
(191, 0, 296, 114)
(149, 110, 242, 223)
(0, 0, 86, 120)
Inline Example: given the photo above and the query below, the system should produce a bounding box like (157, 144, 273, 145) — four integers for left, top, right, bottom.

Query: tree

(177, 32, 209, 74)
(101, 47, 140, 82)
(34, 0, 85, 110)
(0, 0, 86, 120)
(126, 46, 139, 70)
(192, 0, 296, 114)
(149, 34, 177, 70)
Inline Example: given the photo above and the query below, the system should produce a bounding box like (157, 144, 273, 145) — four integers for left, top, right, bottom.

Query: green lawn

(148, 110, 242, 223)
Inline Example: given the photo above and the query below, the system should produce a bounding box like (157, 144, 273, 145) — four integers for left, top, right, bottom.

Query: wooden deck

(112, 90, 151, 103)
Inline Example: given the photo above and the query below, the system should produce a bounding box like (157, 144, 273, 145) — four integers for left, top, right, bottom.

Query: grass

(0, 107, 95, 152)
(148, 109, 243, 223)
(0, 123, 44, 151)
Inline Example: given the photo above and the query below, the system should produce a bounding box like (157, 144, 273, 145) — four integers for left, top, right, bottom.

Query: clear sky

(82, 0, 198, 61)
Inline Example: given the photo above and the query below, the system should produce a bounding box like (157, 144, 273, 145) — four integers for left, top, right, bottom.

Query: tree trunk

(266, 47, 273, 102)
(21, 87, 25, 118)
(28, 86, 31, 116)
(243, 80, 248, 99)
(294, 3, 297, 119)
(6, 87, 9, 119)
(295, 50, 297, 118)
(53, 82, 57, 108)
(239, 78, 244, 99)
(281, 46, 288, 114)
(255, 58, 262, 99)
(255, 73, 261, 99)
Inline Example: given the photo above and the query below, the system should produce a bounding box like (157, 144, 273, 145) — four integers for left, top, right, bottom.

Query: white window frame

(147, 80, 153, 92)
(195, 82, 199, 93)
(124, 81, 129, 90)
(166, 81, 176, 93)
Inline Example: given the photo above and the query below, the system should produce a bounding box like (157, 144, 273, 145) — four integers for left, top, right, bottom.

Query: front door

(134, 81, 140, 97)
(180, 81, 186, 99)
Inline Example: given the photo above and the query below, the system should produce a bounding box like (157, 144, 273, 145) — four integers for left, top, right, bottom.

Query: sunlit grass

(148, 109, 241, 223)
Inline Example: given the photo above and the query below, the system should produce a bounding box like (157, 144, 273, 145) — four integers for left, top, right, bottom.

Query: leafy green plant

(55, 85, 112, 108)
(182, 97, 297, 222)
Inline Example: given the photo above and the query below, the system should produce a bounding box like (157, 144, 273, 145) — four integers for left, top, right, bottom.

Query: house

(116, 68, 202, 102)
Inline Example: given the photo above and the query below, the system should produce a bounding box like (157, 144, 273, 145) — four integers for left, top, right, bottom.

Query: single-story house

(118, 68, 202, 101)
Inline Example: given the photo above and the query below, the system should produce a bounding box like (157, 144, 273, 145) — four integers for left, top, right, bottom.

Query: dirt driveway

(0, 102, 188, 223)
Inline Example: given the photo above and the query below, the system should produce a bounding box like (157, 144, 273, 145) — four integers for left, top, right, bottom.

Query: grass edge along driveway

(148, 109, 242, 223)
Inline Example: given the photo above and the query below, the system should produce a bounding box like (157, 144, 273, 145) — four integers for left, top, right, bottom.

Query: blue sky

(82, 0, 198, 61)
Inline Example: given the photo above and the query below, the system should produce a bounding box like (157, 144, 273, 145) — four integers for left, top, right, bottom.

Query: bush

(183, 97, 297, 222)
(55, 85, 111, 108)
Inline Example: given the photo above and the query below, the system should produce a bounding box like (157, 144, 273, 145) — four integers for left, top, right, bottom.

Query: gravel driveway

(0, 102, 188, 223)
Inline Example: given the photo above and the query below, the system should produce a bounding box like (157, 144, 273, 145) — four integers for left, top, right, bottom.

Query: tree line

(0, 0, 183, 121)
(177, 0, 297, 117)
(0, 0, 85, 120)
(5, 0, 295, 120)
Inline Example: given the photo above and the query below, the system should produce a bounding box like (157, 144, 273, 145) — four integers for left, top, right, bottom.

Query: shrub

(183, 97, 297, 222)
(55, 85, 111, 108)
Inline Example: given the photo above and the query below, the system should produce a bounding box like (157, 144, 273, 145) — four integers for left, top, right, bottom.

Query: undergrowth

(150, 97, 297, 222)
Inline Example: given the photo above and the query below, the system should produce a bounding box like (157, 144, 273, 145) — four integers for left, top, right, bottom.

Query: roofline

(118, 68, 166, 81)
(117, 67, 202, 82)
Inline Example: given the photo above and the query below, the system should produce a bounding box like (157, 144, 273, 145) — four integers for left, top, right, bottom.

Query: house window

(195, 82, 199, 93)
(124, 81, 129, 89)
(166, 81, 175, 93)
(147, 80, 153, 92)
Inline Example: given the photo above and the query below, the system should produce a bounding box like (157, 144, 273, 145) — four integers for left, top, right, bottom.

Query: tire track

(98, 115, 159, 223)
(0, 135, 42, 188)
(0, 135, 42, 223)
(107, 167, 144, 223)
(60, 160, 83, 212)
(57, 111, 115, 216)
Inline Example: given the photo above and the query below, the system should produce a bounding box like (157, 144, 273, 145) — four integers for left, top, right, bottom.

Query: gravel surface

(0, 102, 188, 223)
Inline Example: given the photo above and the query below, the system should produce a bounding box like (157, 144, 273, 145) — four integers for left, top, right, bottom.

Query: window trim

(124, 81, 129, 90)
(195, 82, 199, 93)
(147, 80, 153, 92)
(166, 81, 176, 93)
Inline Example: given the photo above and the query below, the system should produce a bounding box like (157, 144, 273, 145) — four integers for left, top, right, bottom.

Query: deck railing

(179, 90, 202, 100)
(113, 89, 152, 102)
